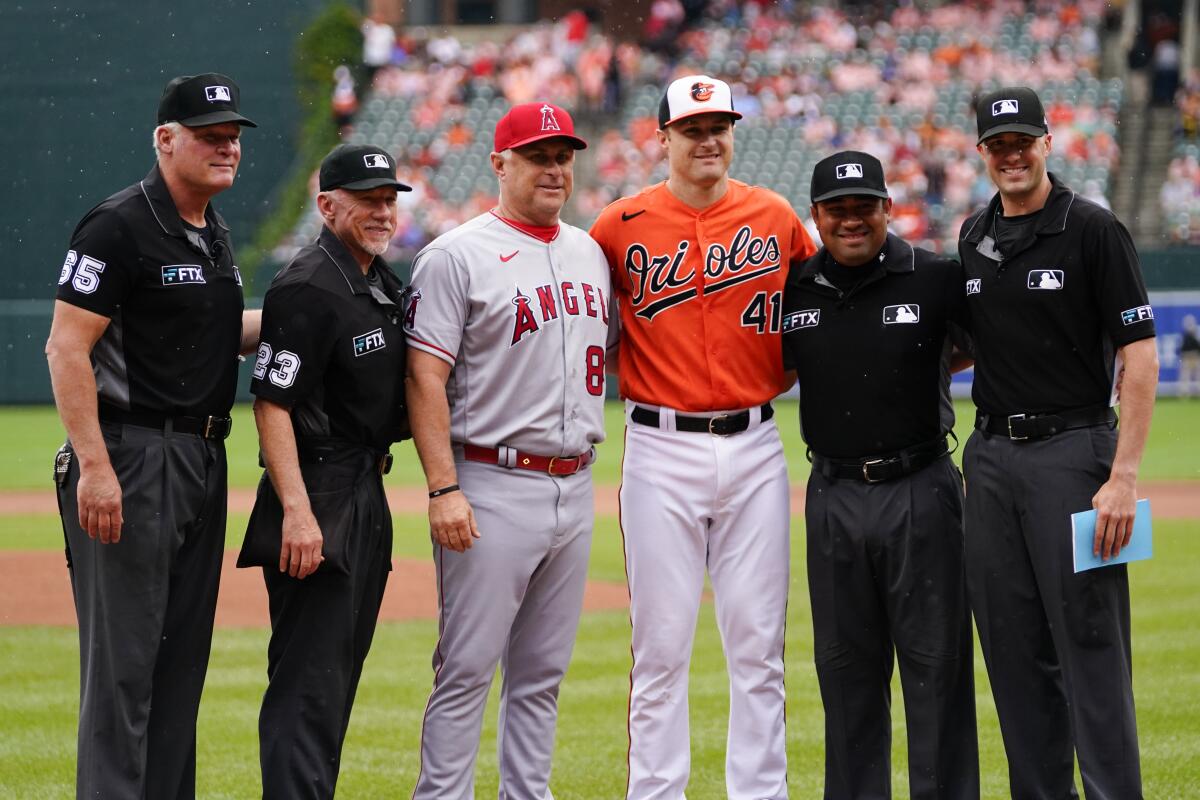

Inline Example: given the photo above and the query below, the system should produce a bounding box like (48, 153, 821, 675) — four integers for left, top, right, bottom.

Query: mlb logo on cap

(992, 99, 1019, 115)
(364, 154, 390, 169)
(836, 163, 864, 179)
(976, 86, 1048, 144)
(205, 85, 232, 102)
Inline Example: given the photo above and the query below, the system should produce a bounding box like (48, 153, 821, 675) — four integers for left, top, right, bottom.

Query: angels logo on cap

(205, 85, 232, 102)
(364, 154, 390, 168)
(540, 104, 561, 132)
(992, 99, 1019, 115)
(836, 163, 864, 179)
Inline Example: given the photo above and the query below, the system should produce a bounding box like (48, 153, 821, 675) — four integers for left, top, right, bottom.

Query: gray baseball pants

(806, 455, 978, 800)
(964, 425, 1142, 800)
(413, 458, 593, 799)
(57, 421, 226, 800)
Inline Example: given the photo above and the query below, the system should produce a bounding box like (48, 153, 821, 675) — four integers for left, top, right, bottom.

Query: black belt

(811, 436, 950, 484)
(294, 437, 392, 476)
(975, 406, 1115, 441)
(630, 403, 774, 436)
(99, 403, 232, 440)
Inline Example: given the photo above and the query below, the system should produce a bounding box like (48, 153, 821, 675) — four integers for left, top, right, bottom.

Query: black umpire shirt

(782, 233, 966, 459)
(55, 164, 244, 417)
(251, 226, 408, 451)
(959, 172, 1156, 416)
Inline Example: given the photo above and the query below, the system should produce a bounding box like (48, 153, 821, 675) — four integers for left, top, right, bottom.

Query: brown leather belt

(463, 444, 594, 476)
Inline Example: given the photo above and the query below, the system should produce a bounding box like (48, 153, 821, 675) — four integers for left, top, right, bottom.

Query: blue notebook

(1071, 499, 1153, 573)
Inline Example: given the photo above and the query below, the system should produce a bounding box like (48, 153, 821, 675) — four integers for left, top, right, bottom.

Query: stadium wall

(1, 0, 328, 302)
(6, 279, 1200, 406)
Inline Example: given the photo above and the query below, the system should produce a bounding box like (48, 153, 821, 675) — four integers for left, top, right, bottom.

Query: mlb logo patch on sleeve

(782, 309, 820, 331)
(883, 304, 920, 324)
(1121, 305, 1154, 325)
(161, 265, 206, 285)
(353, 328, 387, 356)
(1027, 269, 1064, 290)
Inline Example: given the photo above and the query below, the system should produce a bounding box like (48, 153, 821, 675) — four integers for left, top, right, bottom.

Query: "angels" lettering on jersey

(623, 225, 781, 320)
(511, 280, 608, 346)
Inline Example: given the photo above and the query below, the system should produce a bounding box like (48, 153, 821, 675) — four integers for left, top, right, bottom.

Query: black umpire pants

(58, 421, 227, 800)
(963, 426, 1142, 800)
(255, 448, 392, 800)
(806, 455, 979, 800)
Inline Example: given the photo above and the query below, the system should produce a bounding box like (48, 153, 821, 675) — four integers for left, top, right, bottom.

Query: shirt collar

(796, 232, 914, 282)
(317, 225, 398, 299)
(138, 163, 230, 240)
(962, 172, 1075, 244)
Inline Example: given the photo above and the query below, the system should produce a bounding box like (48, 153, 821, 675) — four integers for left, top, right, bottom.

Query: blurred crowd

(1163, 70, 1200, 244)
(282, 0, 1130, 263)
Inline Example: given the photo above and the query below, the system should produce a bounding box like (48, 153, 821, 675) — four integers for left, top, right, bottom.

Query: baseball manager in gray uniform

(45, 72, 258, 798)
(961, 86, 1157, 799)
(405, 101, 611, 798)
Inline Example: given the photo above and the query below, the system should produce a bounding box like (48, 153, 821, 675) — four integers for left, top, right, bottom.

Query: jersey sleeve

(788, 208, 818, 266)
(251, 283, 337, 406)
(55, 206, 139, 316)
(404, 246, 469, 365)
(587, 206, 620, 269)
(1084, 213, 1155, 346)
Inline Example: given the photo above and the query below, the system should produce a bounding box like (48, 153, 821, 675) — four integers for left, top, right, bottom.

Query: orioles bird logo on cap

(691, 82, 715, 102)
(540, 104, 561, 132)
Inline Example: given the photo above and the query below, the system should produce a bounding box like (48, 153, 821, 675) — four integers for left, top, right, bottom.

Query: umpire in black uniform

(782, 152, 978, 799)
(239, 144, 410, 799)
(45, 73, 259, 798)
(961, 87, 1157, 799)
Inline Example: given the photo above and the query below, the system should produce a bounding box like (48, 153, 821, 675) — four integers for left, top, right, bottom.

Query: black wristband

(428, 484, 461, 498)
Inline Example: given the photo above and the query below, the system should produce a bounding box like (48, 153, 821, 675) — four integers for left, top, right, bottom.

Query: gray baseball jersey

(405, 211, 610, 455)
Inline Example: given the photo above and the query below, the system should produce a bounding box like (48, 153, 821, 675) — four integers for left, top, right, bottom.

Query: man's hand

(77, 462, 123, 543)
(1091, 475, 1136, 560)
(280, 507, 324, 578)
(428, 492, 480, 552)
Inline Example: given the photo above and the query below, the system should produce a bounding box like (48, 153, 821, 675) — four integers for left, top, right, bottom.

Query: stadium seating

(277, 1, 1121, 261)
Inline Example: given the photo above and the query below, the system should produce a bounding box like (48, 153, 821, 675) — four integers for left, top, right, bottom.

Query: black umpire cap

(319, 144, 413, 192)
(810, 151, 889, 204)
(975, 86, 1048, 144)
(157, 73, 257, 127)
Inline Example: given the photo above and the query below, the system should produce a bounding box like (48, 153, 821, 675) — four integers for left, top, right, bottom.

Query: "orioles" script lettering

(623, 225, 781, 320)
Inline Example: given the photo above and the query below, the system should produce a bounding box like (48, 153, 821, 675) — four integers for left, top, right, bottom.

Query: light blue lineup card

(1071, 499, 1152, 573)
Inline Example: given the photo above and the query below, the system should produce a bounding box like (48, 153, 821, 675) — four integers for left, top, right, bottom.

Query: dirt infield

(2, 482, 1193, 628)
(0, 551, 631, 628)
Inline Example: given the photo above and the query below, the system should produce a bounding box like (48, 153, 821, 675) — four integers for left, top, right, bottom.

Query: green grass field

(1, 401, 1198, 798)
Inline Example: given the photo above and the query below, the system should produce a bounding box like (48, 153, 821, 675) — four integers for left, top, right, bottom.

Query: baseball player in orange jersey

(590, 75, 817, 800)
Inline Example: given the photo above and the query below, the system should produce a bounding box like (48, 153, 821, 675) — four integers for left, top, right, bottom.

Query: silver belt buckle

(1007, 413, 1028, 441)
(708, 414, 731, 436)
(861, 458, 886, 483)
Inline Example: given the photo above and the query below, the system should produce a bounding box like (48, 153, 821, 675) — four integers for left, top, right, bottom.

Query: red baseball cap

(493, 102, 588, 152)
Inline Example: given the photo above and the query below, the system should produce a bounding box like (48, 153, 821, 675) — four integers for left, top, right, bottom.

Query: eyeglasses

(981, 138, 1038, 156)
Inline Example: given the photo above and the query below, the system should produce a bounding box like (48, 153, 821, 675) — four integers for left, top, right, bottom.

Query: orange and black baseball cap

(658, 74, 742, 128)
(493, 102, 587, 152)
(157, 73, 257, 128)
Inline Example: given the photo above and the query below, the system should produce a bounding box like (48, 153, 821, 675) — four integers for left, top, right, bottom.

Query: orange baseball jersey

(590, 179, 817, 411)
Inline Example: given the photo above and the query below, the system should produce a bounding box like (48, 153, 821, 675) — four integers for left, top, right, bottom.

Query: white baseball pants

(620, 401, 790, 800)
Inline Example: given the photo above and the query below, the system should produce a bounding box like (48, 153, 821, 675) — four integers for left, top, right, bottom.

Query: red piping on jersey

(490, 210, 560, 243)
(408, 335, 456, 363)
